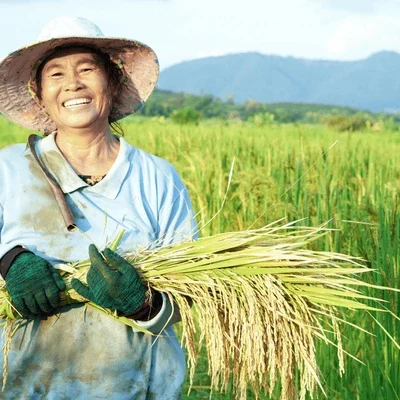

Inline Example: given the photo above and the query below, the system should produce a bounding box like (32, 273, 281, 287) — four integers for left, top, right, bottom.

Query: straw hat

(0, 16, 159, 132)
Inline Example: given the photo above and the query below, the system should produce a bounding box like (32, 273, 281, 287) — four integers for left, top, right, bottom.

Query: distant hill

(157, 51, 400, 113)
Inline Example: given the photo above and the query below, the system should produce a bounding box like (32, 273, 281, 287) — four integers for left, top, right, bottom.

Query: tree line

(137, 89, 400, 131)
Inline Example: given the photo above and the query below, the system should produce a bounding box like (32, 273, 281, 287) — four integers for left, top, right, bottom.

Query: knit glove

(5, 252, 67, 317)
(71, 245, 147, 316)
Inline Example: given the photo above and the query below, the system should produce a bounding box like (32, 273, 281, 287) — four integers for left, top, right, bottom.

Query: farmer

(0, 16, 197, 399)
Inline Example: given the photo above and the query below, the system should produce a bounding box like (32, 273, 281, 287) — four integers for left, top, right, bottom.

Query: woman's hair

(33, 44, 125, 133)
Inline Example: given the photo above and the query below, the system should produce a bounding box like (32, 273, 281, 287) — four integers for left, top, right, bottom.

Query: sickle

(28, 134, 76, 232)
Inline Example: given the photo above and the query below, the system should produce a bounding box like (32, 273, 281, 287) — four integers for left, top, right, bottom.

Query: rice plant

(1, 220, 397, 399)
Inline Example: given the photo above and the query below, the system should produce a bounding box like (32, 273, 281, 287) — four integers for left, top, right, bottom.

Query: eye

(50, 71, 63, 78)
(80, 66, 95, 73)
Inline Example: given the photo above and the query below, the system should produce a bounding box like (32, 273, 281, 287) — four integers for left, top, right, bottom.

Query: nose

(64, 71, 84, 91)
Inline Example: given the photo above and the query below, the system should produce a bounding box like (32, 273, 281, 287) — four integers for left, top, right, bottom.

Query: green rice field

(1, 116, 399, 399)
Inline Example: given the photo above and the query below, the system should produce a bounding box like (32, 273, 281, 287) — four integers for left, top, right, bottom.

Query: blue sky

(0, 0, 399, 70)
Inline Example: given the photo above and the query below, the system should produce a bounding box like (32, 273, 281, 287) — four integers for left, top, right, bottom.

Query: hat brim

(0, 36, 159, 132)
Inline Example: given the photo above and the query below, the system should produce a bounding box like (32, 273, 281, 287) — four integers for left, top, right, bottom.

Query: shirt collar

(36, 133, 134, 200)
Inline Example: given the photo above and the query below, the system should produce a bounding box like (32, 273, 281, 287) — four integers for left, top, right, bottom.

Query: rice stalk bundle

(0, 220, 397, 399)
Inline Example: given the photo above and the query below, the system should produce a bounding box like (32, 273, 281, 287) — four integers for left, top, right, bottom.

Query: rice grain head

(0, 221, 398, 399)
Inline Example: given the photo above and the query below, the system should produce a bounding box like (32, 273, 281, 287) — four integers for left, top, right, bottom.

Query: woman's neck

(54, 127, 120, 175)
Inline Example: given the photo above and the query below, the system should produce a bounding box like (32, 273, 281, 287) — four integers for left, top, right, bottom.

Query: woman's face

(39, 47, 113, 133)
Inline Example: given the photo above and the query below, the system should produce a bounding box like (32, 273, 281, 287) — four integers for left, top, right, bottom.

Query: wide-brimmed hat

(0, 16, 159, 132)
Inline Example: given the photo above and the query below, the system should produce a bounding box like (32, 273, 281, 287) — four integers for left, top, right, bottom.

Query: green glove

(6, 252, 67, 317)
(71, 245, 147, 315)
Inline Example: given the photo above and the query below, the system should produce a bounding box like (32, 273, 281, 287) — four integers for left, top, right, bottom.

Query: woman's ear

(28, 78, 44, 102)
(28, 78, 47, 114)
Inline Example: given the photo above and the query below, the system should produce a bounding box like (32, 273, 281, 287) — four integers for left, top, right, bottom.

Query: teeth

(64, 98, 91, 108)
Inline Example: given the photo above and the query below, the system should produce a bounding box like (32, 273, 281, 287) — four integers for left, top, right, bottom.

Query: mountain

(157, 51, 400, 112)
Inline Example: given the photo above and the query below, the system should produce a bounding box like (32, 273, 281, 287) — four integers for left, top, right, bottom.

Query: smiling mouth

(63, 98, 92, 108)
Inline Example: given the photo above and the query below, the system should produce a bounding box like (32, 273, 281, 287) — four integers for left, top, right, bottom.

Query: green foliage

(248, 112, 275, 126)
(170, 107, 201, 125)
(320, 113, 368, 131)
(380, 116, 400, 131)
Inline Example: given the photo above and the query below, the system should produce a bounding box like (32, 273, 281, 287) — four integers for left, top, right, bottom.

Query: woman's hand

(71, 245, 147, 316)
(6, 252, 66, 317)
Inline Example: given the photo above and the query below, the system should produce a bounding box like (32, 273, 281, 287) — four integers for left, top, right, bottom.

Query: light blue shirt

(0, 133, 198, 399)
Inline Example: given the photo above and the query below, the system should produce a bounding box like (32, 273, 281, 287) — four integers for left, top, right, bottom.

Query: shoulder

(0, 143, 27, 158)
(0, 143, 30, 204)
(0, 143, 29, 168)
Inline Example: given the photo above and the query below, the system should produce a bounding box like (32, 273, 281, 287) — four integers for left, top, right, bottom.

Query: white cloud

(326, 18, 370, 58)
(315, 0, 400, 15)
(325, 14, 400, 60)
(318, 0, 377, 14)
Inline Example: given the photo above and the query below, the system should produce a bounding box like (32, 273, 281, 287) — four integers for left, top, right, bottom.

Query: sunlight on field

(1, 115, 399, 399)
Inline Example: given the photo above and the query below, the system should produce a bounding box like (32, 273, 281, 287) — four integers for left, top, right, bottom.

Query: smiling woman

(35, 47, 121, 175)
(34, 45, 122, 130)
(38, 48, 113, 130)
(0, 16, 197, 400)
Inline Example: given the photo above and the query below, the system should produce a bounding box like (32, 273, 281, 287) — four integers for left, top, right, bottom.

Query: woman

(0, 16, 197, 399)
